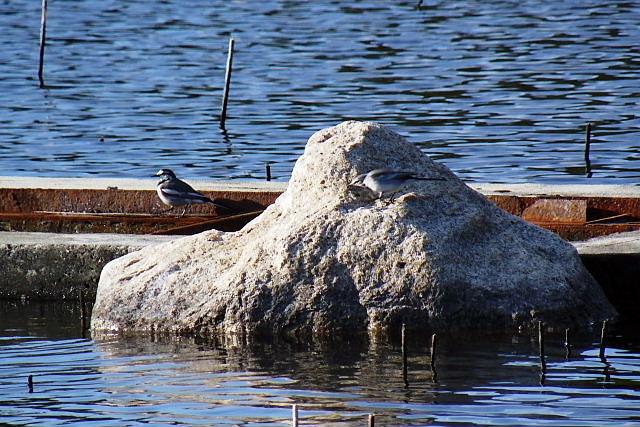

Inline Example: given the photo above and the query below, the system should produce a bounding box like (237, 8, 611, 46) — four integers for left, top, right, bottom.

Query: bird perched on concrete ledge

(349, 168, 446, 200)
(152, 168, 234, 215)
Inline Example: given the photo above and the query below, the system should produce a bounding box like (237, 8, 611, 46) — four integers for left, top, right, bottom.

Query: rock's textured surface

(91, 121, 616, 338)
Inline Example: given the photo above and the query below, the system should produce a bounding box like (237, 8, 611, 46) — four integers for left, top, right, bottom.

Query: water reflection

(2, 301, 640, 426)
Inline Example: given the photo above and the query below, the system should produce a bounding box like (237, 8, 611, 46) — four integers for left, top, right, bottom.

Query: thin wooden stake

(368, 413, 375, 427)
(292, 404, 298, 427)
(584, 122, 592, 177)
(79, 288, 87, 334)
(38, 0, 48, 88)
(28, 375, 34, 393)
(538, 321, 546, 385)
(401, 324, 407, 361)
(564, 328, 572, 359)
(429, 332, 438, 382)
(401, 323, 408, 383)
(266, 163, 272, 181)
(429, 333, 437, 370)
(599, 319, 608, 360)
(220, 37, 235, 129)
(538, 321, 546, 370)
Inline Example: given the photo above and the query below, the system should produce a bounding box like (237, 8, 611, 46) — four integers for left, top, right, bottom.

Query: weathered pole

(220, 37, 235, 128)
(38, 0, 48, 87)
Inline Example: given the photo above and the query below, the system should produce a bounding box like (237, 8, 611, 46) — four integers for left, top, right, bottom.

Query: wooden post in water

(401, 323, 408, 383)
(538, 321, 546, 385)
(220, 37, 235, 129)
(429, 333, 437, 370)
(292, 404, 298, 427)
(266, 163, 272, 181)
(429, 332, 438, 382)
(28, 375, 34, 393)
(584, 122, 592, 177)
(38, 0, 48, 87)
(599, 319, 608, 360)
(564, 328, 572, 360)
(538, 321, 546, 370)
(368, 413, 375, 427)
(79, 288, 88, 335)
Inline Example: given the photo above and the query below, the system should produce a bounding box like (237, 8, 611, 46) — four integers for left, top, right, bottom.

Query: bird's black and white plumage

(349, 168, 445, 199)
(152, 169, 233, 213)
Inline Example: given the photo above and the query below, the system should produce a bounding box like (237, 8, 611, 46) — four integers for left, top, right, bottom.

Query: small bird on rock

(152, 168, 234, 215)
(349, 168, 445, 200)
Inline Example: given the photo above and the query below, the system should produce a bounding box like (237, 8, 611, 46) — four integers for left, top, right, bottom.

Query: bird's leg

(385, 192, 398, 205)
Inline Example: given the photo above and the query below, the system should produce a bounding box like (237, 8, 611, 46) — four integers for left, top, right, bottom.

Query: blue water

(1, 301, 639, 426)
(1, 0, 639, 184)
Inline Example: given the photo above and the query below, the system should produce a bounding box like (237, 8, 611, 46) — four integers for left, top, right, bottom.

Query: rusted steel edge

(1, 187, 640, 239)
(150, 211, 264, 235)
(0, 211, 209, 225)
(585, 213, 634, 224)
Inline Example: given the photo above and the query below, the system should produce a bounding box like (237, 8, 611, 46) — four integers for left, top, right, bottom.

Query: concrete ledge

(574, 230, 640, 255)
(0, 231, 177, 247)
(0, 176, 288, 192)
(0, 232, 176, 300)
(1, 176, 635, 197)
(574, 231, 640, 322)
(472, 183, 640, 198)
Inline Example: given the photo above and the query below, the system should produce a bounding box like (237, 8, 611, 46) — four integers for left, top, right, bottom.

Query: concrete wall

(0, 233, 176, 301)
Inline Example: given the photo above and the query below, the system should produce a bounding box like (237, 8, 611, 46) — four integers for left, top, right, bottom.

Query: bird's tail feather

(205, 199, 235, 211)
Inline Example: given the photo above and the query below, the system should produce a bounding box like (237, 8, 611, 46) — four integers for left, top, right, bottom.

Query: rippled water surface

(1, 0, 639, 183)
(1, 301, 640, 426)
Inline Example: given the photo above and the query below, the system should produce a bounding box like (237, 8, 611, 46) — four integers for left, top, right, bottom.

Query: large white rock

(91, 121, 616, 338)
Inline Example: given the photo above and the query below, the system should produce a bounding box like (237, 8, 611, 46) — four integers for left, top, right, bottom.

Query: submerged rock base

(91, 121, 616, 339)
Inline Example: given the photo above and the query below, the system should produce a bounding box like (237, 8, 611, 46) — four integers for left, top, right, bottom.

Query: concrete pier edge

(0, 175, 637, 196)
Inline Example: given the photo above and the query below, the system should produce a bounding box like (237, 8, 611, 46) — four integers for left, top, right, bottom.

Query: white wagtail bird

(152, 169, 234, 215)
(349, 168, 446, 200)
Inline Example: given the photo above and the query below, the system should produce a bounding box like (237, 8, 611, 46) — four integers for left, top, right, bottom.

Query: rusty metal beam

(1, 186, 640, 240)
(0, 188, 280, 215)
(522, 199, 587, 223)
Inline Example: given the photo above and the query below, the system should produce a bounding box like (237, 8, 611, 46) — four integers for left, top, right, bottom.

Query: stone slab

(573, 230, 640, 255)
(0, 231, 176, 247)
(472, 183, 640, 198)
(574, 231, 640, 322)
(0, 232, 177, 300)
(0, 176, 288, 192)
(1, 175, 635, 197)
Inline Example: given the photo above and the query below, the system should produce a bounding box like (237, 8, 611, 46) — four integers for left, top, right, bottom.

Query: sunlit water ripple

(0, 0, 639, 184)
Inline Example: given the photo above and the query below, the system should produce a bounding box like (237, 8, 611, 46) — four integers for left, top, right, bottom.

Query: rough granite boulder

(91, 121, 616, 338)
